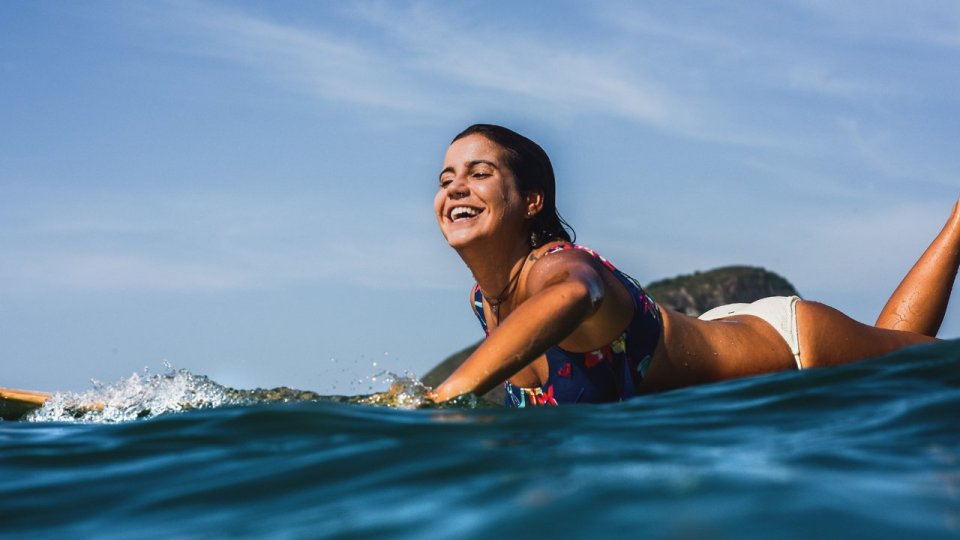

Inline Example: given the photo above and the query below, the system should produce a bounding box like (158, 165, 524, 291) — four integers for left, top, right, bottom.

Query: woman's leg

(797, 198, 959, 368)
(875, 198, 960, 336)
(798, 301, 937, 368)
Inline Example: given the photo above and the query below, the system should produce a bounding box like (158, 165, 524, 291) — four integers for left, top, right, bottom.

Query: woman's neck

(457, 238, 532, 301)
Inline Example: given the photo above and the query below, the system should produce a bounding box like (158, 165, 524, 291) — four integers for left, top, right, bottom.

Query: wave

(4, 340, 960, 539)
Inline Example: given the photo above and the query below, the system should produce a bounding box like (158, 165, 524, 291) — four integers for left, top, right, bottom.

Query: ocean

(3, 339, 960, 539)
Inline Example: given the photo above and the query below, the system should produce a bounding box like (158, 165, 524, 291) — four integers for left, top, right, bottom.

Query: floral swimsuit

(471, 243, 662, 407)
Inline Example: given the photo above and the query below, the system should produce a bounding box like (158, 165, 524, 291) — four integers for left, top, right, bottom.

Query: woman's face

(435, 134, 533, 250)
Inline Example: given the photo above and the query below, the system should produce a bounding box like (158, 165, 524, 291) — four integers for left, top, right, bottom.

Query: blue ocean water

(3, 340, 960, 539)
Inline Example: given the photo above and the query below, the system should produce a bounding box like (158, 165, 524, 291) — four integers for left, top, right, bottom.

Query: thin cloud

(0, 188, 464, 293)
(794, 0, 960, 48)
(348, 3, 672, 124)
(785, 64, 892, 98)
(140, 1, 783, 146)
(348, 2, 779, 145)
(11, 254, 254, 292)
(151, 1, 441, 114)
(837, 118, 959, 188)
(596, 3, 754, 57)
(599, 2, 899, 99)
(82, 0, 956, 297)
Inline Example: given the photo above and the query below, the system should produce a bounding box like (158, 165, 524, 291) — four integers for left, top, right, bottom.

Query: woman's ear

(525, 191, 544, 218)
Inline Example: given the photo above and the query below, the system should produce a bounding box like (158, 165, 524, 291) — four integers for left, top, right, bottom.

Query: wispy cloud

(0, 187, 462, 293)
(835, 117, 960, 188)
(151, 1, 441, 114)
(134, 0, 951, 154)
(599, 2, 900, 99)
(794, 0, 960, 48)
(13, 254, 254, 292)
(137, 1, 779, 145)
(76, 0, 956, 296)
(784, 64, 889, 98)
(347, 3, 675, 125)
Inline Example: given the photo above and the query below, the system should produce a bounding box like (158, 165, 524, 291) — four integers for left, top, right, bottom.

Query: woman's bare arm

(428, 253, 605, 402)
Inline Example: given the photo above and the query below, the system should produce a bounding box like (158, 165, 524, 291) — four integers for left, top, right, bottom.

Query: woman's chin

(445, 234, 476, 250)
(443, 229, 485, 250)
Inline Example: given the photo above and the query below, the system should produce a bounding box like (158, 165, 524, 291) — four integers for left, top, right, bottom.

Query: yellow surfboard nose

(0, 387, 51, 421)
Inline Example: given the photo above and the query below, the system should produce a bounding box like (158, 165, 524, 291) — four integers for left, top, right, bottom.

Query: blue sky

(2, 1, 958, 394)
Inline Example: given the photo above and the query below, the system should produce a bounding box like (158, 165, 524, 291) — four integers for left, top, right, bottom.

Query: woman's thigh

(796, 301, 937, 368)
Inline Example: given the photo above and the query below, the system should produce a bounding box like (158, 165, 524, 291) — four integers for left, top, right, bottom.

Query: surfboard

(0, 387, 51, 421)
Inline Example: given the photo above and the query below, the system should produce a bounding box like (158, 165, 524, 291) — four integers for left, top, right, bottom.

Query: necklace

(480, 253, 529, 325)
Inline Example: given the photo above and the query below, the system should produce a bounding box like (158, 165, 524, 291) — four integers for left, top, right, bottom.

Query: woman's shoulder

(524, 241, 611, 292)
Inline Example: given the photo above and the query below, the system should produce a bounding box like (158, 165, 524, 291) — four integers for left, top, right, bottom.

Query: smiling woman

(436, 124, 573, 249)
(427, 124, 960, 407)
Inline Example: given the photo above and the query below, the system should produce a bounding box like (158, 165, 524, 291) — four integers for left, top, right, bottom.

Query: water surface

(3, 340, 959, 539)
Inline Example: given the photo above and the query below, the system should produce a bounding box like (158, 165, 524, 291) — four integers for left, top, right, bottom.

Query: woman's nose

(447, 176, 469, 198)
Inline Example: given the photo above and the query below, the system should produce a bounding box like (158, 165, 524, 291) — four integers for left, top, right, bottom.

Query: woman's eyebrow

(468, 159, 498, 169)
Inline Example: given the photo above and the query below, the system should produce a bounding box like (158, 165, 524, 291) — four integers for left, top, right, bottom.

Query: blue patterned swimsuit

(471, 243, 662, 407)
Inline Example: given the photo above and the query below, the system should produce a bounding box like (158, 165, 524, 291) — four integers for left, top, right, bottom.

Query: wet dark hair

(452, 124, 575, 247)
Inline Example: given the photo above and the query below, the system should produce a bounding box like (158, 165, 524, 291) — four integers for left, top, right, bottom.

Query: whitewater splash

(23, 363, 476, 423)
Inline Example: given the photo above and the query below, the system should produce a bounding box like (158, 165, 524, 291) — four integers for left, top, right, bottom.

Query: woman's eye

(439, 178, 452, 188)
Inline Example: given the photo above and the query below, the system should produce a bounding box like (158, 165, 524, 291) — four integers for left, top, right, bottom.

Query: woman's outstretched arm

(875, 198, 960, 336)
(428, 253, 605, 402)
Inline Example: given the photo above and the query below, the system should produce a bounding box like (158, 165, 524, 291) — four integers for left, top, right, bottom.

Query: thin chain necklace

(480, 253, 529, 325)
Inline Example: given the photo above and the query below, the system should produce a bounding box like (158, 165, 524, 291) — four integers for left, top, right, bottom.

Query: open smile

(448, 205, 483, 223)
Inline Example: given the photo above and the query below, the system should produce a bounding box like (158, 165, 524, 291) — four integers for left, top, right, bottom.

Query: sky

(2, 1, 958, 395)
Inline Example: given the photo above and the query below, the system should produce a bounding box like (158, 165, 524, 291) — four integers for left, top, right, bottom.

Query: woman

(427, 124, 960, 407)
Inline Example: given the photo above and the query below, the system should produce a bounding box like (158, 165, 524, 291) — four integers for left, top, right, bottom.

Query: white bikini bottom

(698, 296, 803, 369)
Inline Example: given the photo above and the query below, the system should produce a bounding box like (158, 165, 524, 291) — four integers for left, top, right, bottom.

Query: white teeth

(450, 206, 480, 221)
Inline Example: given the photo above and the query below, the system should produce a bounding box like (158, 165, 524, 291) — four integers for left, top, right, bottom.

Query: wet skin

(430, 135, 959, 402)
(431, 135, 806, 399)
